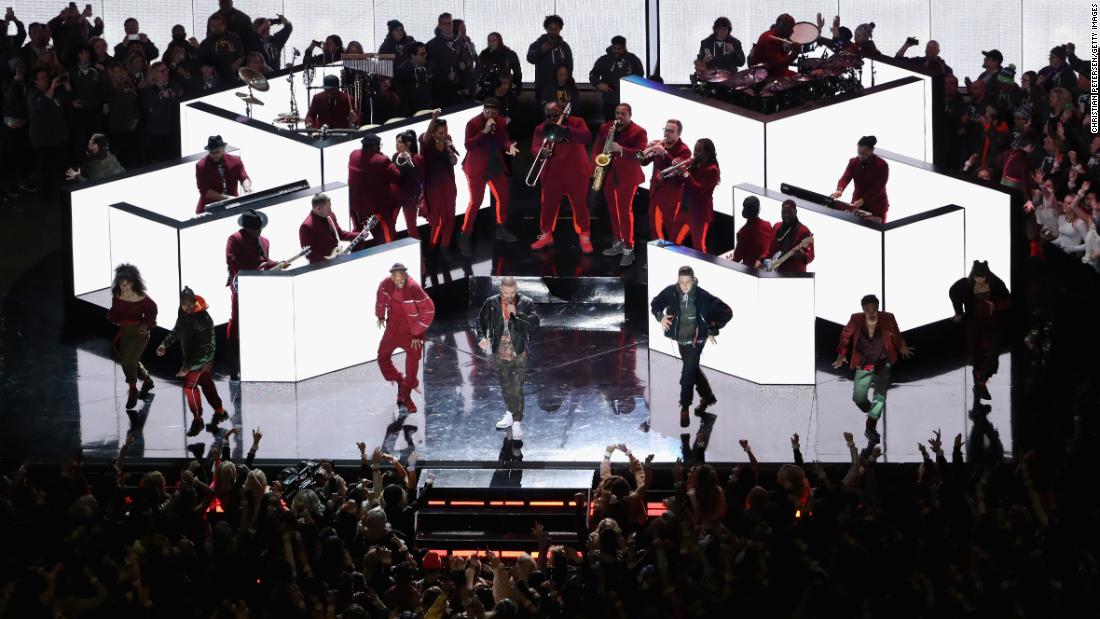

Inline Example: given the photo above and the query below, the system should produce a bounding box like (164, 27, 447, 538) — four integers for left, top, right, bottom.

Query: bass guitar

(762, 235, 814, 272)
(229, 245, 311, 292)
(327, 214, 379, 260)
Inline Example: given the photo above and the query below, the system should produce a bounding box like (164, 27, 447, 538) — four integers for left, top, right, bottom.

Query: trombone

(525, 102, 571, 187)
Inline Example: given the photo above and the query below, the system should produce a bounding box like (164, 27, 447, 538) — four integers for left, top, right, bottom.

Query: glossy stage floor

(2, 228, 1016, 466)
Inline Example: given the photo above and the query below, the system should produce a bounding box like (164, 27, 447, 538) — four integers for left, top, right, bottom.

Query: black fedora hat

(205, 135, 227, 150)
(237, 208, 268, 230)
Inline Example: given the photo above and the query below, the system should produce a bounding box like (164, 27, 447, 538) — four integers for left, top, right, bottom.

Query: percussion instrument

(790, 21, 820, 53)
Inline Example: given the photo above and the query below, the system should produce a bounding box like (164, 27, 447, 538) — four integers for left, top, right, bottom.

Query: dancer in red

(671, 139, 721, 253)
(530, 101, 594, 253)
(349, 133, 401, 241)
(107, 263, 157, 409)
(594, 103, 647, 266)
(459, 97, 519, 257)
(420, 110, 459, 252)
(376, 263, 435, 413)
(392, 130, 425, 239)
(156, 287, 227, 437)
(638, 119, 691, 241)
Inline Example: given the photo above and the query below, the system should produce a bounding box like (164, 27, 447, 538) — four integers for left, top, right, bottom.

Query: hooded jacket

(376, 278, 435, 337)
(526, 34, 573, 90)
(161, 295, 216, 371)
(589, 46, 644, 93)
(650, 283, 732, 344)
(697, 34, 745, 71)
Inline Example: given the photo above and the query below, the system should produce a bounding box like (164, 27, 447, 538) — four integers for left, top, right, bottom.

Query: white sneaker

(495, 411, 514, 429)
(511, 421, 524, 440)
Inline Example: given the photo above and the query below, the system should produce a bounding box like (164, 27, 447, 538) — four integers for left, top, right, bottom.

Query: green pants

(853, 363, 891, 420)
(116, 324, 151, 385)
(492, 353, 527, 421)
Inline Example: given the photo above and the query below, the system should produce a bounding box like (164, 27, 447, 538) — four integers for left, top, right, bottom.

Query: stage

(1, 233, 1016, 467)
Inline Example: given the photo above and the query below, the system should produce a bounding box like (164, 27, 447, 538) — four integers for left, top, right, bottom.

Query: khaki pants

(115, 324, 150, 385)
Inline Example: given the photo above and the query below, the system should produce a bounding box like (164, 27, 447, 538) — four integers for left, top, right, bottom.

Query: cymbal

(237, 67, 270, 92)
(235, 92, 265, 105)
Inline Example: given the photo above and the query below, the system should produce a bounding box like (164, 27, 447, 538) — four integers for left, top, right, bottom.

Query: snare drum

(790, 21, 821, 53)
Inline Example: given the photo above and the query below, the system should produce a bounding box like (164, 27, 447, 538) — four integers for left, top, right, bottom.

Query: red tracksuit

(672, 162, 720, 253)
(225, 229, 278, 338)
(592, 120, 647, 248)
(762, 221, 815, 273)
(533, 115, 593, 234)
(462, 114, 511, 233)
(305, 91, 355, 128)
(299, 211, 359, 264)
(376, 278, 435, 392)
(420, 134, 458, 248)
(195, 153, 249, 213)
(732, 217, 773, 266)
(393, 153, 425, 239)
(752, 29, 798, 77)
(837, 154, 890, 221)
(644, 139, 691, 240)
(349, 149, 402, 241)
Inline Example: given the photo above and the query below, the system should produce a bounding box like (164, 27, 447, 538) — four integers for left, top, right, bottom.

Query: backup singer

(459, 97, 519, 257)
(638, 119, 691, 242)
(671, 138, 721, 253)
(731, 196, 773, 266)
(305, 74, 356, 129)
(195, 135, 251, 214)
(650, 266, 732, 428)
(225, 209, 286, 379)
(107, 264, 157, 409)
(299, 192, 361, 264)
(156, 287, 228, 437)
(758, 199, 814, 272)
(831, 135, 890, 221)
(530, 101, 594, 253)
(392, 130, 425, 240)
(949, 261, 1010, 401)
(420, 111, 459, 252)
(833, 295, 913, 445)
(751, 13, 799, 77)
(349, 133, 401, 242)
(376, 263, 435, 414)
(595, 103, 648, 266)
(478, 277, 540, 440)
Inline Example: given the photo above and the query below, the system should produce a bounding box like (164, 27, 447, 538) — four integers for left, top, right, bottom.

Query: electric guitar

(229, 246, 311, 292)
(762, 235, 814, 272)
(327, 214, 379, 260)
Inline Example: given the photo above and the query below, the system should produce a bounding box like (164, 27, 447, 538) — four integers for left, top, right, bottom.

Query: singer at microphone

(458, 97, 520, 257)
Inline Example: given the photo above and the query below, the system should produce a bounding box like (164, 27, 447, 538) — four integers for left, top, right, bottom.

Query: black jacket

(948, 273, 1009, 319)
(476, 46, 523, 90)
(526, 35, 573, 91)
(379, 35, 418, 60)
(161, 299, 216, 371)
(589, 47, 644, 94)
(650, 284, 732, 344)
(477, 293, 539, 356)
(697, 34, 745, 71)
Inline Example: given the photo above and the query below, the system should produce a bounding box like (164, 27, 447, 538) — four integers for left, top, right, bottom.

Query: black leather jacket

(477, 293, 539, 355)
(650, 284, 732, 344)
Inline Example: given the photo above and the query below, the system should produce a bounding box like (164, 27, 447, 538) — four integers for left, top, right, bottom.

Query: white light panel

(647, 241, 815, 385)
(733, 185, 882, 326)
(107, 207, 181, 326)
(765, 78, 926, 195)
(239, 238, 421, 382)
(620, 77, 766, 198)
(883, 208, 964, 330)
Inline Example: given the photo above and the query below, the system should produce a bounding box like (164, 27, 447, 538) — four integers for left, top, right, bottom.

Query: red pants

(603, 182, 639, 248)
(228, 288, 239, 339)
(648, 184, 680, 240)
(463, 171, 509, 233)
(673, 204, 711, 253)
(425, 181, 456, 247)
(539, 177, 590, 234)
(396, 200, 421, 239)
(183, 361, 222, 416)
(378, 329, 422, 390)
(354, 207, 396, 244)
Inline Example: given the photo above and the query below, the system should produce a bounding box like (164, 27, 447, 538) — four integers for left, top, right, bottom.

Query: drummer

(750, 14, 800, 78)
(696, 17, 745, 73)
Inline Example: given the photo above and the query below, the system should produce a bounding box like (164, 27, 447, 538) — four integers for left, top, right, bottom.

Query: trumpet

(659, 157, 693, 179)
(525, 102, 571, 187)
(635, 139, 665, 161)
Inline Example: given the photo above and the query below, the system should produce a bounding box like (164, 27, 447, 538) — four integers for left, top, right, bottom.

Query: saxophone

(591, 120, 618, 191)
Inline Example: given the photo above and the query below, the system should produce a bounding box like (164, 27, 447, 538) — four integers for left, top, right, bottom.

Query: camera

(906, 37, 919, 46)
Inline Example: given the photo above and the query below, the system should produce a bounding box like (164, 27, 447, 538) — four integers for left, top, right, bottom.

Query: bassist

(756, 199, 814, 273)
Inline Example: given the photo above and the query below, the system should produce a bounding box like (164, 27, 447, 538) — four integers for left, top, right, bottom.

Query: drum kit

(693, 20, 863, 114)
(236, 67, 269, 119)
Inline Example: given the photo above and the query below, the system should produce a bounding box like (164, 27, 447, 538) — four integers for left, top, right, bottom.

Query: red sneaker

(530, 233, 554, 250)
(579, 234, 593, 255)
